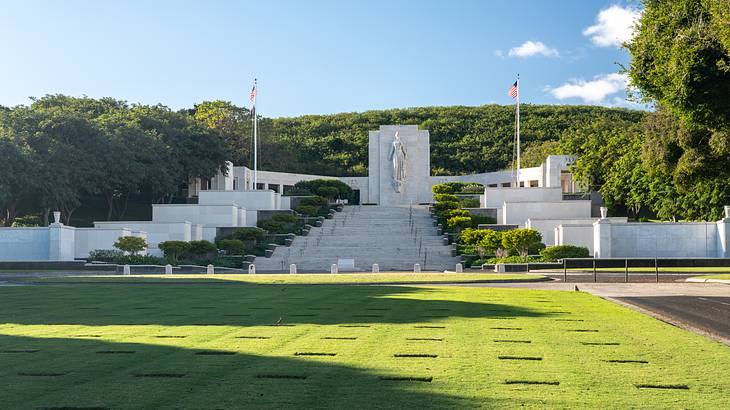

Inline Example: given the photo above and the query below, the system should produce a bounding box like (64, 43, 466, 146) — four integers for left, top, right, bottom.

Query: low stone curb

(686, 278, 730, 284)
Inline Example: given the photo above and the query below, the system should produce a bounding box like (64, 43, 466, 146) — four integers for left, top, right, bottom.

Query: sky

(0, 0, 645, 117)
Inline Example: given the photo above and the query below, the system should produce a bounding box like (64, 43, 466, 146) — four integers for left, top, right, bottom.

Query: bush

(112, 254, 167, 265)
(187, 240, 217, 258)
(227, 227, 266, 241)
(299, 196, 329, 207)
(459, 183, 484, 194)
(271, 213, 299, 223)
(501, 229, 543, 258)
(459, 228, 490, 247)
(540, 245, 590, 261)
(113, 236, 147, 255)
(158, 241, 191, 264)
(434, 193, 459, 203)
(294, 205, 319, 217)
(478, 229, 503, 254)
(316, 186, 339, 200)
(460, 198, 481, 208)
(432, 200, 460, 214)
(447, 216, 472, 232)
(486, 255, 538, 264)
(294, 179, 354, 202)
(283, 187, 313, 196)
(88, 249, 125, 262)
(217, 239, 245, 255)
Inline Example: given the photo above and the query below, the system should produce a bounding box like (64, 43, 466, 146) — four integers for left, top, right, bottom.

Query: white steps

(253, 205, 460, 272)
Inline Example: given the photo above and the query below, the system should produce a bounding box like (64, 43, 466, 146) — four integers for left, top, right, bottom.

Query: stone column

(593, 216, 612, 258)
(717, 206, 730, 257)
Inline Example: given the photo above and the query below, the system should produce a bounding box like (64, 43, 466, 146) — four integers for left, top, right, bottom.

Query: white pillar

(165, 264, 173, 274)
(593, 218, 612, 258)
(414, 263, 421, 273)
(123, 265, 131, 275)
(331, 264, 338, 274)
(372, 263, 379, 273)
(206, 264, 215, 274)
(717, 206, 730, 257)
(289, 264, 297, 274)
(248, 264, 256, 274)
(455, 263, 463, 273)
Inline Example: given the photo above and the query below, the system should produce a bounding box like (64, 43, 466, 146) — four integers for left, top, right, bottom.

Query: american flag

(249, 84, 257, 105)
(508, 81, 519, 99)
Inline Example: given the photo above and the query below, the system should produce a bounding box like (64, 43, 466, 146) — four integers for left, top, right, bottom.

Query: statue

(388, 131, 407, 192)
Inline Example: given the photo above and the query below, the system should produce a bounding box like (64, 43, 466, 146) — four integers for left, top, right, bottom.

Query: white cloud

(494, 49, 504, 58)
(548, 73, 628, 104)
(507, 41, 559, 58)
(583, 5, 642, 47)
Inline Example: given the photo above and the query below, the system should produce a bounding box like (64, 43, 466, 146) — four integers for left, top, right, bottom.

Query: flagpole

(516, 74, 520, 188)
(253, 78, 258, 190)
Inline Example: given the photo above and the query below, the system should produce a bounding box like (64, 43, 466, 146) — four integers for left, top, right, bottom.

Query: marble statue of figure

(388, 131, 407, 192)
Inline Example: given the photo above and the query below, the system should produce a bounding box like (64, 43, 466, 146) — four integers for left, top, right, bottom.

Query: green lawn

(16, 272, 547, 285)
(1, 282, 728, 408)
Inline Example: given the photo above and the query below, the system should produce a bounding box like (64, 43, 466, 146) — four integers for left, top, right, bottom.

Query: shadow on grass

(0, 282, 547, 327)
(0, 333, 476, 408)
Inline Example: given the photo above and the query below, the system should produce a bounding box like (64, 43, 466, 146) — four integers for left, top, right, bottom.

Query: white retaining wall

(502, 201, 592, 226)
(153, 204, 241, 227)
(94, 221, 200, 256)
(74, 227, 147, 259)
(529, 217, 627, 246)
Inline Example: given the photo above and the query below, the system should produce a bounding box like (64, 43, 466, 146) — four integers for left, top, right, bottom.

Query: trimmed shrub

(283, 187, 313, 196)
(501, 229, 544, 258)
(187, 240, 217, 258)
(432, 200, 460, 214)
(271, 213, 299, 223)
(113, 236, 147, 255)
(460, 198, 481, 208)
(540, 245, 590, 261)
(158, 241, 191, 264)
(299, 196, 329, 207)
(447, 216, 472, 232)
(88, 249, 124, 262)
(112, 254, 167, 265)
(227, 227, 265, 241)
(478, 230, 503, 254)
(294, 179, 354, 202)
(217, 239, 245, 255)
(459, 228, 490, 247)
(294, 205, 319, 217)
(316, 186, 339, 200)
(434, 193, 459, 203)
(459, 183, 485, 194)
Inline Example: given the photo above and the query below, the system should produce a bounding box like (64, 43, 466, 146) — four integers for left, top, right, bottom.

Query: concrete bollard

(331, 264, 338, 274)
(372, 263, 379, 273)
(290, 264, 297, 274)
(206, 264, 214, 274)
(414, 263, 421, 273)
(165, 264, 173, 275)
(123, 264, 131, 275)
(455, 263, 463, 273)
(248, 264, 256, 274)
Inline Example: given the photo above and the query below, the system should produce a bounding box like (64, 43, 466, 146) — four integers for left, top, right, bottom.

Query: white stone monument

(368, 125, 432, 206)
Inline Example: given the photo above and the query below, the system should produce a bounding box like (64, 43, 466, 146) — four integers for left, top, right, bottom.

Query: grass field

(1, 281, 729, 408)
(14, 272, 547, 285)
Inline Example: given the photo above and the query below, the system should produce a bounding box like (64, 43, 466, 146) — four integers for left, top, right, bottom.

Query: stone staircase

(253, 205, 461, 272)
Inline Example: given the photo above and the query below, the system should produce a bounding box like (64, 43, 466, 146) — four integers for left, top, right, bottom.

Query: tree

(114, 236, 147, 255)
(158, 240, 191, 264)
(501, 229, 543, 258)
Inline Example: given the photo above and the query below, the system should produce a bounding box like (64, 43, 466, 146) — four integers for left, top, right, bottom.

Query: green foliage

(316, 186, 339, 200)
(432, 201, 460, 213)
(486, 255, 538, 264)
(446, 216, 472, 232)
(540, 245, 590, 262)
(458, 228, 490, 247)
(282, 187, 313, 196)
(459, 198, 481, 208)
(299, 196, 329, 207)
(113, 236, 147, 255)
(158, 241, 192, 263)
(294, 179, 354, 202)
(257, 213, 302, 234)
(111, 254, 167, 265)
(477, 230, 503, 254)
(88, 249, 125, 262)
(226, 227, 266, 241)
(501, 229, 543, 258)
(458, 183, 485, 194)
(294, 205, 319, 217)
(517, 140, 564, 168)
(433, 193, 459, 203)
(187, 240, 217, 257)
(217, 239, 245, 255)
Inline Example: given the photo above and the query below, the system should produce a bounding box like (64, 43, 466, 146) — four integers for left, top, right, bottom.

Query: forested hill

(257, 105, 646, 176)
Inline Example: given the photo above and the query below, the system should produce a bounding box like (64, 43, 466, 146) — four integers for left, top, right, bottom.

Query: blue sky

(1, 0, 643, 117)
